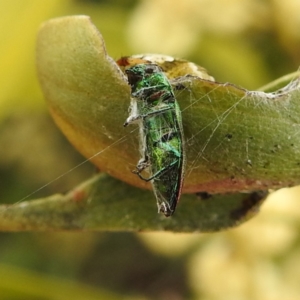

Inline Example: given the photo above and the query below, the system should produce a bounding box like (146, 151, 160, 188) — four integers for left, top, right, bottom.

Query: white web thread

(7, 73, 300, 208)
(10, 127, 138, 207)
(186, 85, 248, 178)
(172, 80, 246, 178)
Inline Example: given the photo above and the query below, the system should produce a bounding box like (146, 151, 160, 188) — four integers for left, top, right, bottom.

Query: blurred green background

(1, 0, 300, 299)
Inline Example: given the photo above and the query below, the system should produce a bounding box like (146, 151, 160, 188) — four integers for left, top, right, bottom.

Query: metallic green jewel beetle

(124, 63, 185, 217)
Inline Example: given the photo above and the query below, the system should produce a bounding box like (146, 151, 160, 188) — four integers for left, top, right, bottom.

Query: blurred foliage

(1, 0, 300, 299)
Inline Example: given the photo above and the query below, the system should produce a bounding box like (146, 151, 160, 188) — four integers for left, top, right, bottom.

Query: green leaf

(176, 76, 300, 194)
(0, 174, 266, 232)
(1, 15, 299, 232)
